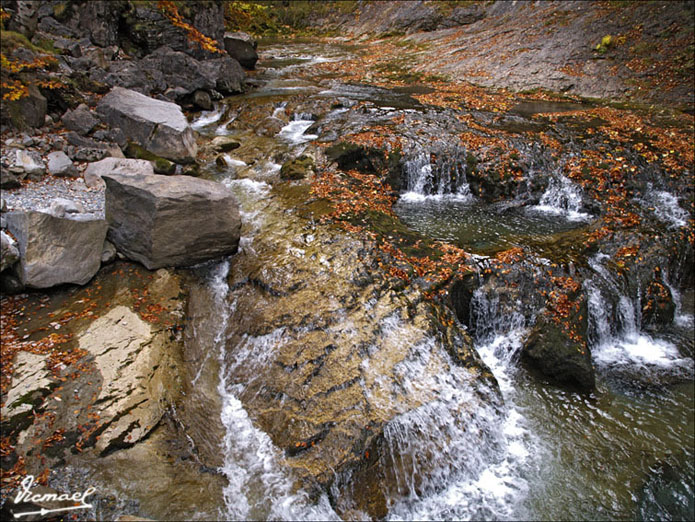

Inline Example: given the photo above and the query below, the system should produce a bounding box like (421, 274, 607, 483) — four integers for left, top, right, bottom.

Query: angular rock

(84, 157, 154, 189)
(47, 151, 77, 177)
(0, 168, 22, 189)
(61, 103, 99, 135)
(4, 210, 108, 289)
(15, 149, 45, 177)
(201, 55, 245, 94)
(97, 87, 198, 163)
(1, 230, 20, 272)
(210, 136, 241, 152)
(47, 198, 85, 218)
(522, 312, 595, 390)
(193, 89, 213, 111)
(103, 172, 241, 269)
(141, 47, 245, 97)
(0, 271, 24, 294)
(224, 31, 258, 69)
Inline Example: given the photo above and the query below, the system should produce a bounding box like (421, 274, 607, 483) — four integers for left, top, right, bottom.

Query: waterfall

(586, 254, 692, 374)
(645, 189, 689, 228)
(401, 149, 473, 202)
(532, 174, 589, 221)
(364, 316, 534, 521)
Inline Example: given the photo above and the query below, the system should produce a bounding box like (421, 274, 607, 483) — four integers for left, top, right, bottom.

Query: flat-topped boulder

(96, 87, 198, 163)
(103, 172, 241, 269)
(4, 210, 108, 288)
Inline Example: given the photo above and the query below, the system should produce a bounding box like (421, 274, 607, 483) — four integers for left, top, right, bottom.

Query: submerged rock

(96, 87, 198, 164)
(4, 210, 108, 289)
(280, 155, 314, 180)
(103, 171, 241, 269)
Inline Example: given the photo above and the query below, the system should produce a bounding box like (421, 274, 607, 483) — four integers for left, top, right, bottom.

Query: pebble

(1, 177, 105, 218)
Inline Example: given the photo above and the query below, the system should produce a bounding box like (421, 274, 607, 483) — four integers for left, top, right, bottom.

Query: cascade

(401, 148, 473, 201)
(587, 254, 693, 374)
(191, 103, 225, 130)
(644, 188, 689, 228)
(533, 174, 589, 220)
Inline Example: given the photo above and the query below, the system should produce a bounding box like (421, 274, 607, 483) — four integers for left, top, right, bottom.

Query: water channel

(182, 39, 694, 521)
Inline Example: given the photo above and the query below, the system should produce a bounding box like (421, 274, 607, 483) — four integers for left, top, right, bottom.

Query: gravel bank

(1, 177, 105, 219)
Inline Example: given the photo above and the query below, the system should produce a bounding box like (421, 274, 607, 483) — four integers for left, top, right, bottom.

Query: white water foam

(191, 104, 225, 130)
(200, 261, 340, 521)
(277, 119, 318, 145)
(648, 190, 689, 228)
(361, 312, 535, 522)
(587, 255, 693, 375)
(531, 175, 590, 221)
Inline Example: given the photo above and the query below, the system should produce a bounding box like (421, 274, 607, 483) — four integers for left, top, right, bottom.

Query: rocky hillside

(265, 0, 695, 108)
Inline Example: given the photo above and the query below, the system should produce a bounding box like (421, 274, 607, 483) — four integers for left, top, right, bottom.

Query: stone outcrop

(223, 31, 258, 69)
(199, 190, 498, 519)
(96, 87, 198, 163)
(103, 171, 241, 269)
(4, 210, 108, 288)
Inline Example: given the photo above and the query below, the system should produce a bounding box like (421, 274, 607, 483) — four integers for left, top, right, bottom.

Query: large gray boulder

(103, 172, 241, 269)
(4, 210, 108, 288)
(223, 31, 258, 69)
(96, 87, 198, 163)
(141, 46, 245, 97)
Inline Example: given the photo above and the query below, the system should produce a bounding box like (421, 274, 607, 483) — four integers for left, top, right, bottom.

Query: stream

(177, 39, 694, 521)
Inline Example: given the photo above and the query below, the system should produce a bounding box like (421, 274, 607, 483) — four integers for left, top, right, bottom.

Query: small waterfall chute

(401, 148, 473, 202)
(531, 174, 590, 221)
(586, 254, 693, 376)
(643, 189, 690, 228)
